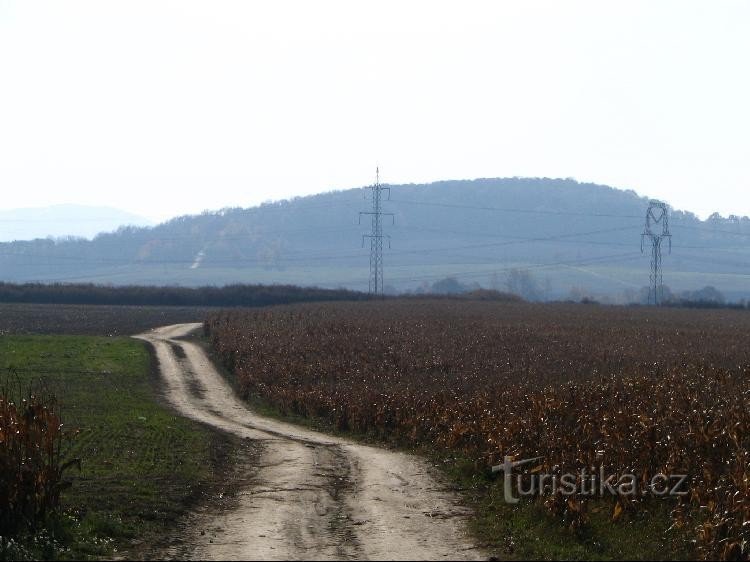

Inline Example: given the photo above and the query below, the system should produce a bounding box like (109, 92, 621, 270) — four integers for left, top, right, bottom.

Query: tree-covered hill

(1, 177, 748, 301)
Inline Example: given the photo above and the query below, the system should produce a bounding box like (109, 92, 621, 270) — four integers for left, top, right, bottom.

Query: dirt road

(135, 324, 486, 561)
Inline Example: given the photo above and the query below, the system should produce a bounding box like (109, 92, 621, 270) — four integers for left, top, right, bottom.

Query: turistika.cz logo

(492, 456, 689, 504)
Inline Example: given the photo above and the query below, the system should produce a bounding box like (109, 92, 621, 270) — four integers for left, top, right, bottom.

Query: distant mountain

(1, 178, 749, 301)
(0, 204, 154, 242)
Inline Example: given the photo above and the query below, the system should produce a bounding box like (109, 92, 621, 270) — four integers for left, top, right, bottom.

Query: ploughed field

(0, 302, 214, 335)
(206, 300, 750, 560)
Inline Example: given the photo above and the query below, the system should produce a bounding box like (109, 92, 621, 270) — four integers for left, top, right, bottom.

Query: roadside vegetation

(206, 300, 750, 561)
(0, 382, 74, 559)
(0, 334, 228, 560)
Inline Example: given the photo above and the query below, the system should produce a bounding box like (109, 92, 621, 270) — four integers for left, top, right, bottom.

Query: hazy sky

(1, 1, 748, 222)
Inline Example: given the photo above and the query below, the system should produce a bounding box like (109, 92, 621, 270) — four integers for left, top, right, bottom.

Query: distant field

(0, 302, 212, 335)
(207, 300, 750, 560)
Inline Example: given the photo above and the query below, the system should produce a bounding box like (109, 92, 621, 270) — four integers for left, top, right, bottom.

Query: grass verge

(0, 334, 235, 560)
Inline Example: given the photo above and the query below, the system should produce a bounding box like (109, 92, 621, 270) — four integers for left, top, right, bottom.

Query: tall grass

(0, 377, 78, 537)
(207, 300, 750, 560)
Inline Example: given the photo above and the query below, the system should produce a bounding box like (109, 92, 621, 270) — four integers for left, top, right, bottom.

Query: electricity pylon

(359, 168, 393, 295)
(641, 200, 672, 305)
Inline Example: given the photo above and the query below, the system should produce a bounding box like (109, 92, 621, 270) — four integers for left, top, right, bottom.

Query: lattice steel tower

(359, 168, 393, 295)
(641, 200, 672, 305)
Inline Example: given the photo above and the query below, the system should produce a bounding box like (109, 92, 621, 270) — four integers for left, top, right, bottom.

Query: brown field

(206, 300, 750, 560)
(0, 302, 214, 336)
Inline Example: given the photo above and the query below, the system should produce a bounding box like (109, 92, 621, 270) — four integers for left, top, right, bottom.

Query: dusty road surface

(135, 323, 487, 561)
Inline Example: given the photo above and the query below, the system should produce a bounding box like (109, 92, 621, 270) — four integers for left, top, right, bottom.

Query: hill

(1, 178, 748, 301)
(0, 204, 153, 242)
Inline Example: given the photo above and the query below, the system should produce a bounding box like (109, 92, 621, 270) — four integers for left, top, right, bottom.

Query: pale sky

(1, 1, 748, 222)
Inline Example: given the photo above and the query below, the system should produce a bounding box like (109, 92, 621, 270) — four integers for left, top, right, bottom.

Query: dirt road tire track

(135, 323, 486, 561)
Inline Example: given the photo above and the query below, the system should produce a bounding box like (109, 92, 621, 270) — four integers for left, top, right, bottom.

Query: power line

(671, 223, 750, 238)
(5, 191, 750, 292)
(389, 198, 644, 219)
(386, 225, 750, 252)
(2, 195, 748, 240)
(1, 199, 747, 247)
(0, 225, 639, 265)
(0, 224, 361, 246)
(385, 225, 637, 257)
(384, 251, 645, 284)
(37, 249, 750, 286)
(0, 227, 746, 270)
(392, 198, 750, 241)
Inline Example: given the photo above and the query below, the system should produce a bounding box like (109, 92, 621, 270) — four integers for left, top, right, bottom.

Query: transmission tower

(641, 200, 672, 305)
(359, 168, 394, 295)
